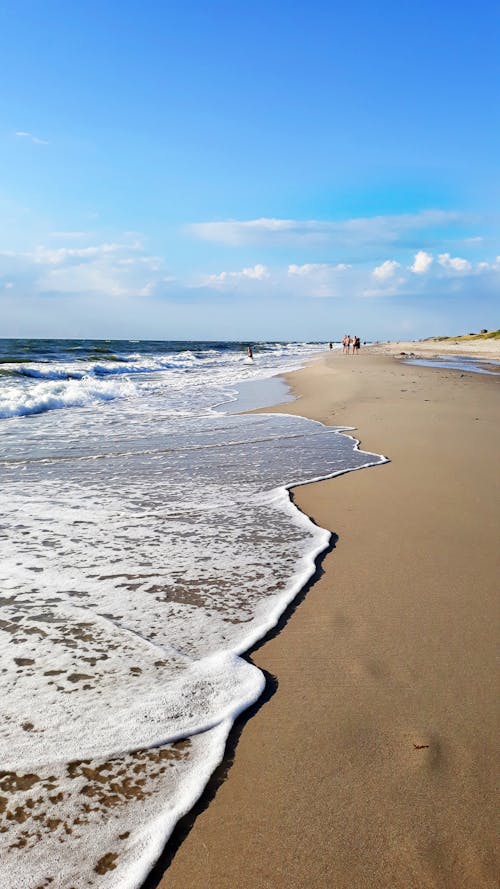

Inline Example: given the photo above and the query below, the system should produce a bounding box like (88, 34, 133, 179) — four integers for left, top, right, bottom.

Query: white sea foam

(0, 343, 322, 419)
(0, 340, 383, 888)
(0, 375, 137, 418)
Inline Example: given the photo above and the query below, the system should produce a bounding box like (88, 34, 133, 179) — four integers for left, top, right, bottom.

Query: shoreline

(152, 349, 499, 889)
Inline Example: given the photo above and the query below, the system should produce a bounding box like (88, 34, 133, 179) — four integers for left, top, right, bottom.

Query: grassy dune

(430, 330, 500, 342)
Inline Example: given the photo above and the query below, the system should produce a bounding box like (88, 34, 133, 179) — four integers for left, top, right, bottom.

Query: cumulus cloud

(410, 250, 433, 274)
(288, 262, 351, 276)
(202, 264, 270, 287)
(286, 262, 355, 297)
(198, 261, 355, 298)
(372, 260, 401, 281)
(288, 262, 321, 276)
(0, 238, 168, 298)
(240, 264, 269, 279)
(476, 257, 500, 271)
(3, 225, 499, 312)
(438, 253, 472, 272)
(366, 249, 500, 295)
(15, 131, 49, 146)
(187, 210, 466, 248)
(193, 251, 500, 300)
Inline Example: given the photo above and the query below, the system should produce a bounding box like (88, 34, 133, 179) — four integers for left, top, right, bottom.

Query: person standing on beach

(352, 335, 360, 355)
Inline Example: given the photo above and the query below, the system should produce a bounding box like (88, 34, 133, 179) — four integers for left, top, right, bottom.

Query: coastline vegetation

(429, 329, 500, 342)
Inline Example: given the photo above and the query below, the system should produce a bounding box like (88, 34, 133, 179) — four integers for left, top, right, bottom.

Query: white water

(0, 342, 321, 419)
(0, 342, 386, 888)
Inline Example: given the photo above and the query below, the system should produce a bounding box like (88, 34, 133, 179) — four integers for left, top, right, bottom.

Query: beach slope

(157, 351, 499, 889)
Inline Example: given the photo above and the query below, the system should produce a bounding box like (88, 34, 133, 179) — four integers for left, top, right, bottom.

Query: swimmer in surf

(247, 345, 253, 359)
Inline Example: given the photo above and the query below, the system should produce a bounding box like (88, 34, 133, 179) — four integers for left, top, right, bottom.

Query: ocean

(0, 339, 385, 888)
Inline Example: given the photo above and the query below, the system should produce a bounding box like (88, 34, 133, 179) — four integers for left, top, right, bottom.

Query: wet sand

(156, 350, 499, 889)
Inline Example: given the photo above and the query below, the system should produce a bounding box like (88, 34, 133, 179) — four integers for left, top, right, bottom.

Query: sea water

(403, 354, 500, 375)
(0, 340, 386, 888)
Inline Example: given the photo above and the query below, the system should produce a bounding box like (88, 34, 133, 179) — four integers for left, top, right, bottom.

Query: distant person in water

(247, 345, 253, 359)
(329, 341, 333, 350)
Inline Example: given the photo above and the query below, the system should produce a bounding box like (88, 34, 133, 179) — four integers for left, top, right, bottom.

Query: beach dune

(368, 332, 500, 360)
(157, 351, 499, 889)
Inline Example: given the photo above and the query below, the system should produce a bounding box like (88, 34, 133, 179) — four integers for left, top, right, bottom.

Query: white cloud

(202, 264, 270, 287)
(240, 264, 269, 280)
(288, 262, 351, 276)
(372, 260, 400, 281)
(0, 238, 171, 298)
(286, 262, 355, 297)
(410, 250, 433, 274)
(191, 219, 297, 246)
(476, 256, 500, 271)
(187, 210, 465, 248)
(289, 262, 326, 276)
(197, 250, 500, 301)
(3, 224, 499, 312)
(438, 253, 472, 272)
(49, 231, 89, 239)
(200, 261, 354, 297)
(31, 244, 124, 265)
(15, 131, 49, 146)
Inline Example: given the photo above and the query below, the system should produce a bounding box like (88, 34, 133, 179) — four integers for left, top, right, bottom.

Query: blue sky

(1, 0, 498, 340)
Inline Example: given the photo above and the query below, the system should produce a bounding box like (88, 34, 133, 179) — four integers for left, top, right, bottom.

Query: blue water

(0, 338, 322, 419)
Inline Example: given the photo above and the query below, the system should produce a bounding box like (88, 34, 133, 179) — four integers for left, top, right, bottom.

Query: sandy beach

(153, 347, 499, 889)
(368, 337, 500, 360)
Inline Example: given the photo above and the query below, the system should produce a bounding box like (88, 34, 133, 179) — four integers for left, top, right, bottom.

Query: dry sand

(368, 338, 500, 360)
(154, 350, 499, 889)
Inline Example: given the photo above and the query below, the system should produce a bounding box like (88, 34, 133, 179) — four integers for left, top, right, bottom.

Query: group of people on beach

(342, 334, 361, 355)
(329, 336, 361, 353)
